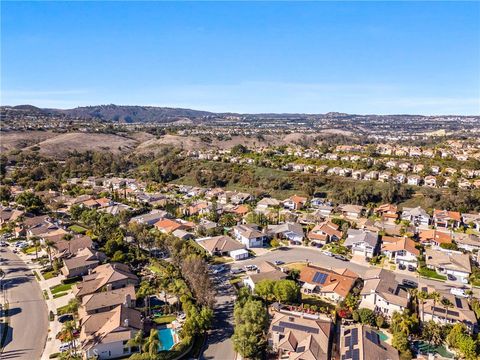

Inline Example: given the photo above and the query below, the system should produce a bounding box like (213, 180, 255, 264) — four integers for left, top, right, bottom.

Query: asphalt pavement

(0, 248, 48, 360)
(200, 271, 236, 360)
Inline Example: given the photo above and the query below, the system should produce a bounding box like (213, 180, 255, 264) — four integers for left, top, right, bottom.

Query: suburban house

(374, 204, 398, 223)
(298, 265, 359, 303)
(255, 197, 281, 213)
(454, 233, 480, 253)
(233, 224, 267, 248)
(433, 209, 462, 229)
(307, 221, 342, 245)
(46, 234, 94, 258)
(339, 324, 399, 360)
(80, 304, 142, 359)
(73, 263, 139, 300)
(315, 205, 334, 218)
(283, 195, 308, 210)
(424, 176, 437, 188)
(418, 229, 452, 246)
(79, 285, 137, 318)
(344, 229, 379, 259)
(337, 204, 366, 219)
(243, 261, 287, 291)
(129, 210, 171, 226)
(380, 236, 420, 268)
(401, 206, 430, 227)
(62, 248, 107, 278)
(267, 222, 304, 245)
(196, 235, 248, 260)
(0, 207, 24, 227)
(462, 213, 480, 231)
(420, 294, 477, 333)
(154, 218, 188, 234)
(268, 308, 332, 360)
(407, 175, 422, 186)
(425, 248, 471, 282)
(359, 269, 409, 318)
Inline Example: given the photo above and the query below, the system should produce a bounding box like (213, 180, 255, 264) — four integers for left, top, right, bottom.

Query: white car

(450, 288, 468, 298)
(59, 342, 73, 352)
(322, 251, 333, 257)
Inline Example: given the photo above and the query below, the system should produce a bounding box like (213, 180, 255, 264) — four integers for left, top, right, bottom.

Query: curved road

(1, 248, 48, 360)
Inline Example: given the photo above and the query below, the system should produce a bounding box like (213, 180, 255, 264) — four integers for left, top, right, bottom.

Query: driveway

(200, 271, 236, 360)
(0, 248, 48, 360)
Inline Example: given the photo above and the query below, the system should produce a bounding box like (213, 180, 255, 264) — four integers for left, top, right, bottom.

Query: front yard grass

(42, 271, 58, 280)
(211, 256, 233, 265)
(417, 267, 447, 281)
(52, 292, 68, 299)
(50, 283, 74, 294)
(69, 224, 88, 234)
(284, 262, 308, 271)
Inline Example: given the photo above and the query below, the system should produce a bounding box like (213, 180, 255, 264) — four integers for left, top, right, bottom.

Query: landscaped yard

(417, 267, 447, 281)
(42, 271, 58, 280)
(69, 224, 88, 234)
(301, 294, 336, 312)
(211, 256, 233, 264)
(50, 282, 75, 294)
(153, 315, 176, 325)
(284, 262, 308, 271)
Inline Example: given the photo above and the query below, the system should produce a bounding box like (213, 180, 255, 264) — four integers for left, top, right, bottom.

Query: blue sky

(1, 1, 479, 115)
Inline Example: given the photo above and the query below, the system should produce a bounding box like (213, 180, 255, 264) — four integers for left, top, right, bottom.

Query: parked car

(334, 255, 347, 261)
(58, 314, 74, 323)
(450, 288, 468, 298)
(407, 265, 415, 272)
(447, 274, 457, 281)
(59, 342, 73, 352)
(274, 260, 285, 265)
(398, 264, 406, 270)
(402, 279, 418, 288)
(322, 251, 333, 257)
(245, 265, 258, 271)
(230, 268, 245, 275)
(0, 241, 8, 247)
(211, 265, 226, 274)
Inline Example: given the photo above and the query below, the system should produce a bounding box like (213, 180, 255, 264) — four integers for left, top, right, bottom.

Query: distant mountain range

(1, 104, 475, 124)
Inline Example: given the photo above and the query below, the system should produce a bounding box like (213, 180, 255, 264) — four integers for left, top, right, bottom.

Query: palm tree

(31, 236, 41, 260)
(126, 329, 145, 354)
(441, 297, 453, 324)
(60, 320, 77, 355)
(62, 233, 74, 255)
(143, 329, 160, 356)
(417, 290, 429, 323)
(44, 239, 56, 267)
(430, 291, 441, 320)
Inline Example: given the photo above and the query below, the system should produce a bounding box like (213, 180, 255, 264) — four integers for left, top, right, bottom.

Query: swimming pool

(157, 327, 175, 351)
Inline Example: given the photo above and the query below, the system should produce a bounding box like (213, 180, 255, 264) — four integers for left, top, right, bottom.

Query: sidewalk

(14, 251, 74, 359)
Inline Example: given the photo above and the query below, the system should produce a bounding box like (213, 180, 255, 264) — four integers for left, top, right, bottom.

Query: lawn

(148, 264, 163, 274)
(69, 224, 88, 234)
(22, 246, 40, 255)
(418, 267, 447, 281)
(153, 315, 176, 325)
(56, 304, 70, 315)
(42, 271, 58, 280)
(53, 292, 68, 299)
(50, 283, 75, 294)
(211, 256, 233, 265)
(284, 262, 308, 271)
(229, 276, 243, 285)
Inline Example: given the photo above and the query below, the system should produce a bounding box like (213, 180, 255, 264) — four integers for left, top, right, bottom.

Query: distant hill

(54, 104, 216, 123)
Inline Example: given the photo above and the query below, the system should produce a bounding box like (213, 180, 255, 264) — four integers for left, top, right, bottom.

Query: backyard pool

(157, 327, 175, 351)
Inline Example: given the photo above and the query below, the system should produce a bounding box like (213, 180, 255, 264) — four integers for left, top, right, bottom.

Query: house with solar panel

(420, 293, 477, 333)
(268, 309, 332, 360)
(359, 269, 409, 318)
(344, 229, 379, 260)
(339, 324, 399, 360)
(298, 265, 359, 303)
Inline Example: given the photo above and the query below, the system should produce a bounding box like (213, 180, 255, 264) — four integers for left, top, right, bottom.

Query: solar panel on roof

(455, 297, 463, 309)
(345, 349, 352, 359)
(278, 321, 320, 334)
(313, 272, 328, 284)
(345, 329, 351, 335)
(344, 336, 351, 347)
(447, 310, 460, 317)
(352, 349, 360, 360)
(271, 325, 285, 333)
(351, 328, 358, 344)
(297, 346, 305, 353)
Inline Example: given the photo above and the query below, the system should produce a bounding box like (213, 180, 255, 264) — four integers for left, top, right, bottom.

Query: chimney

(123, 318, 129, 327)
(124, 294, 131, 307)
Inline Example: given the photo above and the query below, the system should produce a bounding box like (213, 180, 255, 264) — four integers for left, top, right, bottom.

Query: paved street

(231, 246, 479, 296)
(200, 271, 236, 360)
(0, 248, 48, 360)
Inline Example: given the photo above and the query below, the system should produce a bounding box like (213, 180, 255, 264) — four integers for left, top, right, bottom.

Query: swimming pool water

(157, 327, 175, 351)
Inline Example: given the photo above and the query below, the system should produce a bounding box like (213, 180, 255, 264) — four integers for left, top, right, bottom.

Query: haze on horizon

(1, 1, 479, 116)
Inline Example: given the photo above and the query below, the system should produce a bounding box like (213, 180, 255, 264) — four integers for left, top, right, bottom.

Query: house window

(123, 347, 130, 354)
